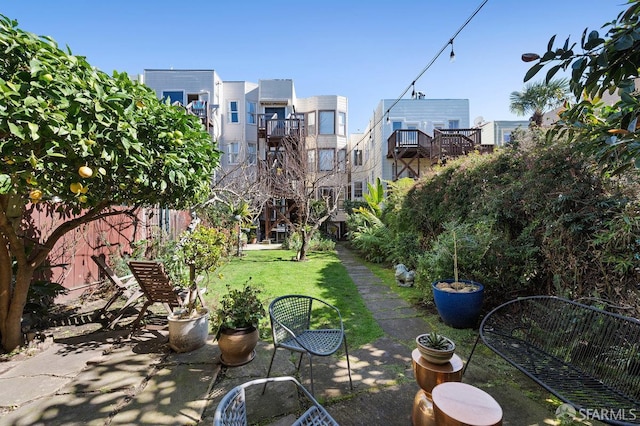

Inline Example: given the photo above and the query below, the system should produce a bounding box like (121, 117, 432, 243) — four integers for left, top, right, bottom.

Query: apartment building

(142, 71, 349, 241)
(350, 98, 491, 201)
(480, 120, 530, 147)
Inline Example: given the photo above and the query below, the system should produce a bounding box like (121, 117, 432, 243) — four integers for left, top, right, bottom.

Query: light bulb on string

(449, 39, 455, 63)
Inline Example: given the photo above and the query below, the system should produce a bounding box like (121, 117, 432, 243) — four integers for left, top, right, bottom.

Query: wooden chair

(126, 260, 204, 331)
(91, 255, 143, 328)
(264, 295, 353, 396)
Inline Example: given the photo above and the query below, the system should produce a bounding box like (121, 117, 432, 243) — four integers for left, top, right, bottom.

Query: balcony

(257, 115, 305, 148)
(387, 128, 493, 180)
(387, 128, 492, 160)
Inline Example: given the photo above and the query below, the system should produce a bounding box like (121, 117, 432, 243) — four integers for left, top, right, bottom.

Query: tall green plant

(176, 225, 229, 316)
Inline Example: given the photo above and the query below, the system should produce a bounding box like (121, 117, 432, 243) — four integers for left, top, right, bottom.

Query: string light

(449, 39, 455, 62)
(345, 0, 488, 173)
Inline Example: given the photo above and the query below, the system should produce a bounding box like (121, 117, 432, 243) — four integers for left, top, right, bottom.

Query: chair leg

(307, 354, 315, 396)
(296, 352, 304, 372)
(262, 347, 278, 395)
(343, 335, 353, 391)
(130, 301, 152, 331)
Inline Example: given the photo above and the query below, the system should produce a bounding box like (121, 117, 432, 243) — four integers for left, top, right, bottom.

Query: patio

(0, 245, 564, 425)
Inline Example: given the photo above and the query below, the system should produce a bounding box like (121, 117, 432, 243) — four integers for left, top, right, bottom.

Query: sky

(1, 0, 628, 133)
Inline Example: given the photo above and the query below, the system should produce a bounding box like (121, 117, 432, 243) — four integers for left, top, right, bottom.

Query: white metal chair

(214, 376, 339, 426)
(264, 295, 353, 396)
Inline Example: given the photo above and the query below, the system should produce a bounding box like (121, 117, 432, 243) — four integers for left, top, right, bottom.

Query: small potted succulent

(416, 331, 456, 365)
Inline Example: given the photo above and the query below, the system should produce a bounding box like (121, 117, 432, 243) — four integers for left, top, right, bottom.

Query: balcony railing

(386, 130, 433, 157)
(387, 128, 492, 159)
(258, 115, 305, 139)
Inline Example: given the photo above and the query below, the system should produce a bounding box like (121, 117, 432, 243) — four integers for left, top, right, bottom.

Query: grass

(200, 248, 384, 348)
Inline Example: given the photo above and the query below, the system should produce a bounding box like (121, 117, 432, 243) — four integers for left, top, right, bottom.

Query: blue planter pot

(432, 279, 484, 329)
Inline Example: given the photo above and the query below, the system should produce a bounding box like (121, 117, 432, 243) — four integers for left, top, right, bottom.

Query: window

(319, 149, 334, 171)
(247, 143, 257, 165)
(247, 101, 256, 124)
(353, 149, 363, 166)
(338, 149, 346, 172)
(228, 142, 239, 164)
(338, 112, 346, 136)
(448, 120, 460, 129)
(307, 112, 316, 135)
(228, 101, 239, 123)
(307, 150, 316, 172)
(319, 111, 335, 135)
(502, 131, 512, 145)
(162, 91, 184, 105)
(353, 181, 363, 198)
(392, 121, 402, 131)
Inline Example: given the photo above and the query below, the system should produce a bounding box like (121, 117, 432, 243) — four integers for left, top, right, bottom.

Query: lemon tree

(0, 15, 219, 352)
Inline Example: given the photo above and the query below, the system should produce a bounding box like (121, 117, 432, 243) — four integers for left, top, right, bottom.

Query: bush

(282, 231, 336, 252)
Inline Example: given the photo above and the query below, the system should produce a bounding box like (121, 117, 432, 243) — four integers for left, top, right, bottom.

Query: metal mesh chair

(264, 295, 353, 396)
(214, 376, 339, 425)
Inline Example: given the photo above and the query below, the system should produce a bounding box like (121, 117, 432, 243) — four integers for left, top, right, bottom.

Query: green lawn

(200, 249, 384, 348)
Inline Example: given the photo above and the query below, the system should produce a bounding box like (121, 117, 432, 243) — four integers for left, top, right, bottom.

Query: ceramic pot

(432, 279, 484, 329)
(167, 308, 209, 353)
(416, 334, 456, 364)
(217, 325, 259, 367)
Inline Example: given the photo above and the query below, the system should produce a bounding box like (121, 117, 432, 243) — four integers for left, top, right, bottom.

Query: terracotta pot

(218, 325, 259, 367)
(167, 308, 209, 353)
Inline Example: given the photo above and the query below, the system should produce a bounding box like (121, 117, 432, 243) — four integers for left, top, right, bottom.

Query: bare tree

(261, 133, 346, 261)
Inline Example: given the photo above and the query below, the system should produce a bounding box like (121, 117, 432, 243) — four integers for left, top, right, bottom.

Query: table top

(412, 349, 464, 373)
(432, 382, 503, 425)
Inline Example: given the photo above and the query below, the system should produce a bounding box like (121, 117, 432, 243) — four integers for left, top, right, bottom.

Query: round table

(411, 349, 464, 426)
(432, 382, 503, 426)
(412, 349, 463, 394)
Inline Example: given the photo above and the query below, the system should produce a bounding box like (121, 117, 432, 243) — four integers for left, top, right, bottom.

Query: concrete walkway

(0, 244, 558, 425)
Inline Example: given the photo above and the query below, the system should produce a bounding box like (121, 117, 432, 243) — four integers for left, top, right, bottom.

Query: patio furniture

(432, 382, 502, 425)
(264, 295, 353, 396)
(127, 260, 204, 331)
(214, 376, 339, 426)
(91, 255, 143, 328)
(469, 296, 640, 425)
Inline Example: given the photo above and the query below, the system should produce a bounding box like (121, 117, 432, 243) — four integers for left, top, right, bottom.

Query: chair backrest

(481, 296, 640, 403)
(269, 295, 313, 344)
(214, 386, 248, 426)
(127, 261, 182, 307)
(92, 254, 130, 290)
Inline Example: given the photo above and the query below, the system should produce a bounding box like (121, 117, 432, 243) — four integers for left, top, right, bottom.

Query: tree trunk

(297, 228, 309, 261)
(0, 263, 34, 352)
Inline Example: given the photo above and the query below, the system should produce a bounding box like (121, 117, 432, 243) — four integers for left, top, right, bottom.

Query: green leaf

(0, 174, 12, 194)
(524, 63, 544, 82)
(614, 34, 634, 50)
(546, 64, 563, 83)
(547, 35, 557, 52)
(8, 122, 24, 139)
(28, 122, 39, 140)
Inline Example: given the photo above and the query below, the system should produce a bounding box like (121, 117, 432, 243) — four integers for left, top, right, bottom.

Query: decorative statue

(394, 264, 416, 287)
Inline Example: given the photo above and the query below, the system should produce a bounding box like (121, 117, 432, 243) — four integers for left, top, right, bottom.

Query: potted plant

(167, 224, 229, 353)
(416, 331, 456, 364)
(213, 278, 266, 366)
(420, 222, 488, 329)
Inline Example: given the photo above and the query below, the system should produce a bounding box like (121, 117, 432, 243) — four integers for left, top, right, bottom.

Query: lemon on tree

(78, 166, 93, 178)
